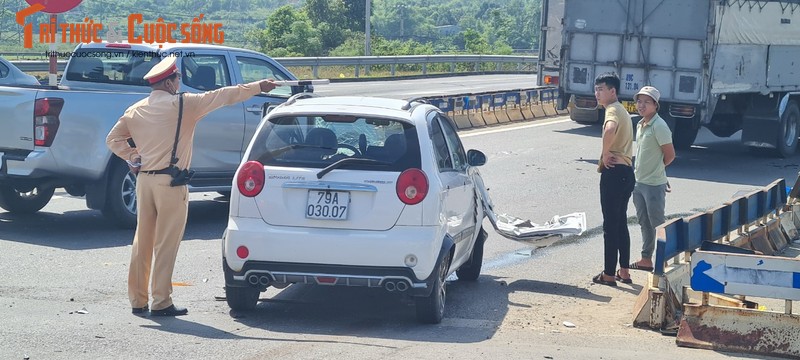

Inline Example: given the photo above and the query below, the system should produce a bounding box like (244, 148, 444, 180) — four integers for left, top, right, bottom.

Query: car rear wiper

(316, 158, 391, 179)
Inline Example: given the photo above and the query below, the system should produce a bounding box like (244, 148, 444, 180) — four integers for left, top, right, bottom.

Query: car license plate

(622, 100, 637, 114)
(306, 190, 349, 220)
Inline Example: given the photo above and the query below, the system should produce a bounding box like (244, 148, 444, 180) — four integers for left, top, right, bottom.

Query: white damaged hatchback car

(222, 94, 490, 323)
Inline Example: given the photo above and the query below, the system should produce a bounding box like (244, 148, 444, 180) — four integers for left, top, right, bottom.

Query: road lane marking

(460, 118, 572, 138)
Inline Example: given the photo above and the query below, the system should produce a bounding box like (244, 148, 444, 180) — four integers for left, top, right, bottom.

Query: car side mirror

(290, 84, 314, 95)
(467, 149, 486, 167)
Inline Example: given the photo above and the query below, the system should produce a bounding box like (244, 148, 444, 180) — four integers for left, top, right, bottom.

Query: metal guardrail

(7, 54, 538, 78)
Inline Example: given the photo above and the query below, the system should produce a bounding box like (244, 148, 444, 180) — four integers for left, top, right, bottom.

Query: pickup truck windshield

(65, 49, 160, 86)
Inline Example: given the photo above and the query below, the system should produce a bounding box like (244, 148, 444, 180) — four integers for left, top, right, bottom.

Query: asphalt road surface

(2, 110, 797, 359)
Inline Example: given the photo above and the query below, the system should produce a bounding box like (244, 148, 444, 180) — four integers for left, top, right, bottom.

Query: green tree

(303, 0, 349, 50)
(462, 28, 489, 54)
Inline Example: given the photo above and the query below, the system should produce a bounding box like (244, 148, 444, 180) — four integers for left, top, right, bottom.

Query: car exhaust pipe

(395, 281, 408, 292)
(247, 274, 260, 285)
(384, 281, 396, 292)
(258, 275, 270, 286)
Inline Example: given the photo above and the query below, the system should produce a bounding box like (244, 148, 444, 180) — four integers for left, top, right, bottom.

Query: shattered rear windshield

(248, 115, 421, 172)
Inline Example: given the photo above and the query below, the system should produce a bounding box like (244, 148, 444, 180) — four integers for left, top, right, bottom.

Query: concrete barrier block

(495, 107, 511, 123)
(729, 234, 753, 251)
(532, 104, 547, 118)
(452, 112, 473, 129)
(748, 225, 776, 255)
(677, 303, 800, 358)
(507, 107, 525, 122)
(468, 111, 486, 128)
(780, 210, 799, 242)
(521, 105, 535, 119)
(543, 103, 558, 117)
(768, 218, 789, 252)
(481, 109, 499, 125)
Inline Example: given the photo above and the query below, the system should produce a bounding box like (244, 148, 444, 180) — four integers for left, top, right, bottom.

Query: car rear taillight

(34, 98, 64, 147)
(396, 168, 428, 205)
(236, 161, 265, 197)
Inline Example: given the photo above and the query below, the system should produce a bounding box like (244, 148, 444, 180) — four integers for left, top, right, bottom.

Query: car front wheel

(415, 251, 451, 324)
(456, 227, 487, 281)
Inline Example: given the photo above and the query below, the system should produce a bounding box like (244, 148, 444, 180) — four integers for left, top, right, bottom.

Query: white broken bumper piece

(486, 211, 587, 245)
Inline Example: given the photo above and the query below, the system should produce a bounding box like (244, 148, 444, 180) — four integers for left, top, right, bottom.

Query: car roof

(273, 96, 431, 123)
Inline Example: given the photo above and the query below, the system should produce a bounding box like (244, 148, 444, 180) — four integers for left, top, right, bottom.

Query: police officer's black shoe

(131, 305, 149, 315)
(151, 304, 188, 317)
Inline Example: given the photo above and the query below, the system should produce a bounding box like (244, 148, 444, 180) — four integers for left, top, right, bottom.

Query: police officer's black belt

(141, 168, 173, 175)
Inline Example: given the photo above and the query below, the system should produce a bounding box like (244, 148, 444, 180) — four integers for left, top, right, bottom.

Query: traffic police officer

(106, 55, 277, 316)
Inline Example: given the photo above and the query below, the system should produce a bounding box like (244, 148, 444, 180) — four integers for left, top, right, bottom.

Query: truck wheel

(0, 185, 55, 214)
(663, 113, 699, 150)
(225, 286, 260, 311)
(415, 251, 451, 324)
(776, 100, 800, 158)
(102, 162, 137, 229)
(456, 228, 487, 281)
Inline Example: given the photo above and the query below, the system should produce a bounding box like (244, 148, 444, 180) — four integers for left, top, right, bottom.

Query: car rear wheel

(415, 251, 451, 324)
(225, 286, 260, 311)
(0, 184, 55, 214)
(456, 228, 487, 281)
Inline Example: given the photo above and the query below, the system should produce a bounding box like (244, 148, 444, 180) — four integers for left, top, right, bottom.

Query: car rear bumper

(223, 216, 444, 283)
(223, 259, 437, 296)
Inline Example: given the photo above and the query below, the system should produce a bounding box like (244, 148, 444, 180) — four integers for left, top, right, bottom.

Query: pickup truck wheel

(776, 101, 800, 158)
(225, 286, 260, 311)
(0, 185, 55, 214)
(456, 228, 487, 281)
(102, 162, 137, 229)
(415, 251, 451, 324)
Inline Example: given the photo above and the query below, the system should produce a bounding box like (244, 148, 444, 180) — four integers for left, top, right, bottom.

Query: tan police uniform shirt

(106, 82, 262, 171)
(597, 101, 633, 172)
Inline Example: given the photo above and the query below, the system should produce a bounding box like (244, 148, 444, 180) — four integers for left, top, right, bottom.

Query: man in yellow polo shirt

(629, 86, 675, 272)
(593, 73, 635, 286)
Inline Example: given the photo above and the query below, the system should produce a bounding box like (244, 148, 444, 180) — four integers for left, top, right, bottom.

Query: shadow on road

(142, 317, 397, 349)
(226, 272, 610, 343)
(0, 198, 229, 250)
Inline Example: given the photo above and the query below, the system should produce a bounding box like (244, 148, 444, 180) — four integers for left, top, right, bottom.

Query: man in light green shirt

(629, 86, 675, 272)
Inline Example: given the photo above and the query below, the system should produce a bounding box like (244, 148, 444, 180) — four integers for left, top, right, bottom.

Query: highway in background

(319, 74, 540, 99)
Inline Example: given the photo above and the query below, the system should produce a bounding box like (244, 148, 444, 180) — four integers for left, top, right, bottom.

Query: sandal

(592, 272, 617, 287)
(615, 269, 632, 284)
(628, 262, 654, 272)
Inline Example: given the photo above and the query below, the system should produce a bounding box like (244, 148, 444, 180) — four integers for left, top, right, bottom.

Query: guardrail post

(391, 63, 396, 76)
(422, 63, 427, 75)
(354, 65, 360, 78)
(450, 62, 455, 73)
(474, 61, 479, 72)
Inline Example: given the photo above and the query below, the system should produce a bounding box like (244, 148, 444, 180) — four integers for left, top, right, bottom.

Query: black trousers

(600, 165, 635, 277)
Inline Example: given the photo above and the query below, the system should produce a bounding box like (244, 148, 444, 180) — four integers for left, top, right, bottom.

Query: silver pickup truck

(0, 42, 307, 228)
